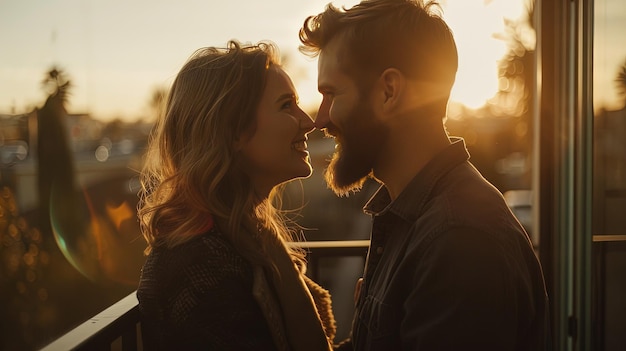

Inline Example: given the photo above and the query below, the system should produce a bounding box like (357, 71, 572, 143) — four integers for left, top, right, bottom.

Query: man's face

(316, 40, 387, 197)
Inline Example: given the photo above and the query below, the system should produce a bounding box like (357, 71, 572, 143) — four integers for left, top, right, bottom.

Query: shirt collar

(363, 137, 471, 221)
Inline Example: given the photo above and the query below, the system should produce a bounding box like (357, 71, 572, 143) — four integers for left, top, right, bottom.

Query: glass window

(593, 0, 626, 350)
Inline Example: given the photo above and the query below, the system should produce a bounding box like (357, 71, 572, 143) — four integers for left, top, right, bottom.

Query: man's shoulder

(412, 163, 527, 242)
(438, 162, 511, 214)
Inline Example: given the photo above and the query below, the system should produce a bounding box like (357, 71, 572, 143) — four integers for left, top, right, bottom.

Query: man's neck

(374, 115, 451, 201)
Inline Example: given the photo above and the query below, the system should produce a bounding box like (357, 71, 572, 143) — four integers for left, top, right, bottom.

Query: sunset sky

(1, 0, 622, 122)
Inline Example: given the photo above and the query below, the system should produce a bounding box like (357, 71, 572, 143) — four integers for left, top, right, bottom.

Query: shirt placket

(353, 213, 393, 349)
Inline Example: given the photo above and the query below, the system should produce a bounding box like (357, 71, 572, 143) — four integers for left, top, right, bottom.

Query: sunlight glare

(295, 0, 526, 113)
(442, 0, 524, 109)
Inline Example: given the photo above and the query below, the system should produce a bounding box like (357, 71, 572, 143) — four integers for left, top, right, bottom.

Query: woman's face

(239, 65, 315, 196)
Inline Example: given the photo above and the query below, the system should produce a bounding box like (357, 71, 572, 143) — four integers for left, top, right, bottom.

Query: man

(299, 0, 550, 350)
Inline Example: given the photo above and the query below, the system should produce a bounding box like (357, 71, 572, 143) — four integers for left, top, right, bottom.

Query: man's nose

(314, 106, 330, 129)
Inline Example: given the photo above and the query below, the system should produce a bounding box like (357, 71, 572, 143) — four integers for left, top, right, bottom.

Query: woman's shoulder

(195, 227, 237, 253)
(137, 228, 263, 340)
(197, 229, 252, 271)
(142, 228, 251, 285)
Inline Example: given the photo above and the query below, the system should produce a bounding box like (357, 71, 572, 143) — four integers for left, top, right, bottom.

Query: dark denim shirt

(349, 138, 549, 351)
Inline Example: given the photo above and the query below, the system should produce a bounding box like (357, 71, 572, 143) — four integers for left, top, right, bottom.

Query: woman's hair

(299, 0, 457, 95)
(138, 40, 305, 272)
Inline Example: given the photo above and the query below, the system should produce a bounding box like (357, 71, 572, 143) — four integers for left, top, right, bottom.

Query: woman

(137, 40, 336, 351)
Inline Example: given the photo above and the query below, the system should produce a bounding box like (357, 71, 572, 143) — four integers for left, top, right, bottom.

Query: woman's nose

(300, 110, 315, 133)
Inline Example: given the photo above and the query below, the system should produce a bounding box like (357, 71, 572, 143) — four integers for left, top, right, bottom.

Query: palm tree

(493, 0, 535, 117)
(41, 67, 71, 98)
(616, 60, 626, 103)
(37, 67, 78, 240)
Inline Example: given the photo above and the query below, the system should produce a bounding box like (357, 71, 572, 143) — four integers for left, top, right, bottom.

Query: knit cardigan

(137, 228, 336, 350)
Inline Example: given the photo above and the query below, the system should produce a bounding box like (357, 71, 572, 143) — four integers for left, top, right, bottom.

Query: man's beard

(324, 102, 387, 197)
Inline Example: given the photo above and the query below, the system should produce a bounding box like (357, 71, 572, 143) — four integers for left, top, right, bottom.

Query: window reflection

(593, 0, 626, 350)
(593, 0, 626, 242)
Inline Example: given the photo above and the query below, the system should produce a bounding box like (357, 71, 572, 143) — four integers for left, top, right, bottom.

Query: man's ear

(379, 68, 405, 112)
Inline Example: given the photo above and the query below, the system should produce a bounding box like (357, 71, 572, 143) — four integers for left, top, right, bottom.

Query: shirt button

(376, 246, 384, 254)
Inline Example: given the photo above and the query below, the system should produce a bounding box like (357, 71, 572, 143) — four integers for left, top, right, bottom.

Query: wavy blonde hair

(138, 40, 306, 272)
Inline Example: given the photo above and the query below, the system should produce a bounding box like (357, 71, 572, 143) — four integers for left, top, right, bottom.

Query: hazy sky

(5, 0, 622, 121)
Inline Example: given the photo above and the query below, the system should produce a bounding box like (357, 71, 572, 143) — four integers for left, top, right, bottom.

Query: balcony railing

(40, 240, 369, 351)
(40, 292, 141, 351)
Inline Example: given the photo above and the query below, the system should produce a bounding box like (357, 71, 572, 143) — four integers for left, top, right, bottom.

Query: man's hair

(138, 40, 305, 272)
(300, 0, 458, 92)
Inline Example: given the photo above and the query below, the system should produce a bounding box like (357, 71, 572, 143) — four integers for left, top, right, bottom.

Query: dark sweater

(137, 229, 278, 351)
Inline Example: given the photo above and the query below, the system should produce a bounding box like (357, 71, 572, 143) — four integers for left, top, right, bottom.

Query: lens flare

(49, 176, 145, 286)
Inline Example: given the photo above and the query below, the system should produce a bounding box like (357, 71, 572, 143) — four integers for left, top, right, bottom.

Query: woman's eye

(281, 100, 295, 110)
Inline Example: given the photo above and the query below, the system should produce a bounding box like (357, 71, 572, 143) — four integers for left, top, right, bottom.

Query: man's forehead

(318, 58, 342, 91)
(318, 38, 348, 83)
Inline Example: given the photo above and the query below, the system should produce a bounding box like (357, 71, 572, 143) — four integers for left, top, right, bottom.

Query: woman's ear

(234, 126, 255, 151)
(233, 137, 244, 151)
(379, 68, 406, 112)
(233, 133, 248, 152)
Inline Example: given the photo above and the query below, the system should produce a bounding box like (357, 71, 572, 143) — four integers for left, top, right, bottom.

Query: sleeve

(402, 227, 520, 351)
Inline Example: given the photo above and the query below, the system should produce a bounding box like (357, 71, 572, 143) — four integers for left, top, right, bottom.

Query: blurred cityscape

(0, 112, 151, 350)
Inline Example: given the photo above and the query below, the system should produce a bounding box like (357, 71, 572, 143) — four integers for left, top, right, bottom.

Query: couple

(136, 0, 549, 350)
